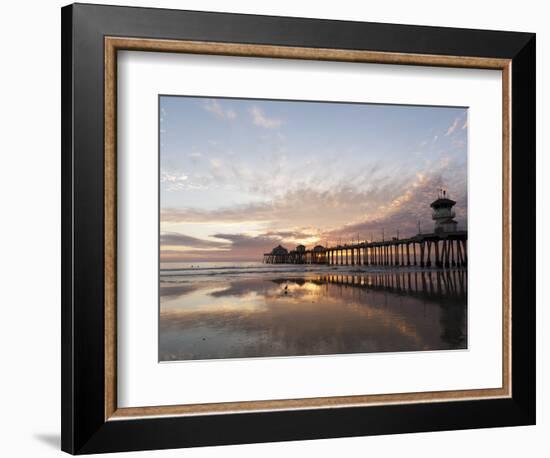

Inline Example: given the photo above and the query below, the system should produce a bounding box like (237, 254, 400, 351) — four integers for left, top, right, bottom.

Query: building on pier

(431, 189, 458, 233)
(263, 244, 288, 264)
(312, 245, 326, 264)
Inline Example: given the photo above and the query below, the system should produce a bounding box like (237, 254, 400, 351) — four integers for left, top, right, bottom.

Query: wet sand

(159, 269, 467, 361)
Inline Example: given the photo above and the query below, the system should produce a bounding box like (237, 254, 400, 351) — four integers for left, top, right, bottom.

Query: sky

(160, 96, 467, 263)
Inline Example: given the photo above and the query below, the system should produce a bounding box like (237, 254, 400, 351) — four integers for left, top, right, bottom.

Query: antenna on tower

(417, 220, 421, 234)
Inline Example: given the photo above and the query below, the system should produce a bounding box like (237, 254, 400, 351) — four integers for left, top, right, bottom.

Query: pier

(263, 231, 467, 268)
(263, 190, 467, 269)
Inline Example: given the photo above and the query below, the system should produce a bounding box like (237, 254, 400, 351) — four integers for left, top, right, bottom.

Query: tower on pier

(430, 189, 458, 233)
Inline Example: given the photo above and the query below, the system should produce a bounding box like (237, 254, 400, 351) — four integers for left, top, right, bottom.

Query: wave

(159, 264, 427, 279)
(161, 266, 326, 277)
(161, 265, 265, 273)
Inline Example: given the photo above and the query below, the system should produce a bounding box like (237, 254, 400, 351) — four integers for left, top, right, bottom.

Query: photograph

(159, 96, 469, 361)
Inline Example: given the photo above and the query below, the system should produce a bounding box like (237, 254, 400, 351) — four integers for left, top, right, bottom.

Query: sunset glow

(160, 96, 467, 262)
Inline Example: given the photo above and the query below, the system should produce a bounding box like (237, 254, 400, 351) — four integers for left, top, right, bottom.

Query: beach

(160, 262, 467, 361)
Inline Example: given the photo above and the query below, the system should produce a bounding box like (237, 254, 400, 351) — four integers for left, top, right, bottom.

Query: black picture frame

(61, 3, 536, 454)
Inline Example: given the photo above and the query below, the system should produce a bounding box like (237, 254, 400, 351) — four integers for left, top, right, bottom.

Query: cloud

(161, 171, 421, 229)
(213, 233, 278, 248)
(249, 106, 282, 129)
(264, 229, 316, 240)
(210, 158, 222, 169)
(161, 232, 286, 262)
(203, 99, 237, 120)
(161, 171, 467, 261)
(161, 232, 229, 249)
(160, 153, 467, 261)
(445, 117, 462, 136)
(322, 164, 468, 243)
(161, 170, 189, 191)
(160, 228, 319, 262)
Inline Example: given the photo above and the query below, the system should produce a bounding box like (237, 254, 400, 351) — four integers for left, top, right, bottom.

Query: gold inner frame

(104, 37, 512, 421)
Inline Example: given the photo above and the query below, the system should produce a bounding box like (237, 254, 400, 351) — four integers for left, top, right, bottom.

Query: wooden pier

(262, 231, 467, 268)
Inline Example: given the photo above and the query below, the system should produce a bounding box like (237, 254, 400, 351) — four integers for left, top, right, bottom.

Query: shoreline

(160, 264, 467, 281)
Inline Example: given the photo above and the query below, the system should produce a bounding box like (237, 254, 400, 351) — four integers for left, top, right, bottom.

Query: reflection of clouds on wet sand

(160, 271, 467, 361)
(160, 282, 203, 298)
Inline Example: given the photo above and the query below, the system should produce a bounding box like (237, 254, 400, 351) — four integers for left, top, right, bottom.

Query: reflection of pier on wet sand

(311, 269, 467, 301)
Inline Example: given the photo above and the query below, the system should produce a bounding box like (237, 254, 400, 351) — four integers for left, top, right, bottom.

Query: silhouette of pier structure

(263, 190, 467, 269)
(312, 270, 467, 301)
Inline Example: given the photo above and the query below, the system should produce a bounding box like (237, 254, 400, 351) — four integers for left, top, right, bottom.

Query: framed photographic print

(61, 3, 536, 454)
